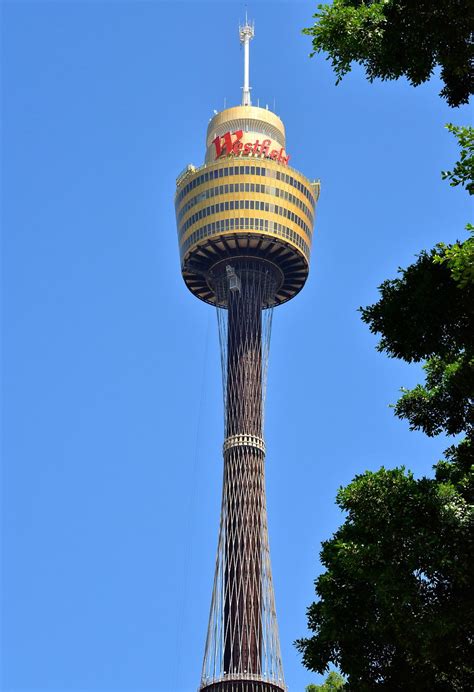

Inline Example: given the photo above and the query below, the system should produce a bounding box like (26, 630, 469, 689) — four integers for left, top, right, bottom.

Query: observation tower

(175, 19, 320, 692)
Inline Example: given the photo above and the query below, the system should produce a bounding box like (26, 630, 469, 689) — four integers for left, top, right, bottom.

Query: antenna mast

(239, 13, 254, 106)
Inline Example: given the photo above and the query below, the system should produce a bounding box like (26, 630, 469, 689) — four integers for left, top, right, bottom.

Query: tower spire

(239, 14, 254, 106)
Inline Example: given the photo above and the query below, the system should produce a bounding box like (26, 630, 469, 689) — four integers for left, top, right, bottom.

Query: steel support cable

(201, 261, 285, 692)
(175, 311, 212, 689)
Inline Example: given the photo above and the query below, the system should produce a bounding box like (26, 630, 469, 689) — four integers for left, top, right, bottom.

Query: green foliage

(296, 456, 474, 688)
(306, 671, 347, 690)
(360, 240, 473, 442)
(303, 1, 474, 106)
(394, 354, 474, 437)
(360, 248, 472, 362)
(435, 227, 474, 290)
(361, 126, 474, 426)
(441, 125, 474, 194)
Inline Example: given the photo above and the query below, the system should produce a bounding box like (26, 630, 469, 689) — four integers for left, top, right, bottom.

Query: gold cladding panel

(178, 208, 312, 249)
(175, 159, 316, 206)
(177, 192, 314, 236)
(206, 106, 285, 147)
(176, 175, 315, 227)
(175, 159, 317, 266)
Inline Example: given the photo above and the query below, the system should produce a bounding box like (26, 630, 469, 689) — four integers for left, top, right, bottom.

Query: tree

(441, 124, 474, 194)
(307, 671, 347, 690)
(360, 245, 473, 440)
(296, 454, 473, 689)
(303, 1, 474, 107)
(297, 130, 474, 688)
(360, 125, 473, 444)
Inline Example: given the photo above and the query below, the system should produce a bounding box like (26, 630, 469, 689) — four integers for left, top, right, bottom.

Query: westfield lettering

(212, 130, 290, 166)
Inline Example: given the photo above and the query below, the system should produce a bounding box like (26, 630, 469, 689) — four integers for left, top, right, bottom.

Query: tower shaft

(200, 263, 285, 692)
(223, 445, 263, 677)
(224, 274, 263, 675)
(226, 282, 262, 438)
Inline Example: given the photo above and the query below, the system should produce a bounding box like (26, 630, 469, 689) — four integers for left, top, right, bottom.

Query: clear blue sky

(2, 1, 471, 691)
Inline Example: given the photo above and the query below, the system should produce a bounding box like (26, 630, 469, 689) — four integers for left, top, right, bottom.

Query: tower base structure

(202, 680, 285, 692)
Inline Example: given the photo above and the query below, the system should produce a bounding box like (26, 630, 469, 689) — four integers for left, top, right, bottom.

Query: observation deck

(175, 106, 320, 307)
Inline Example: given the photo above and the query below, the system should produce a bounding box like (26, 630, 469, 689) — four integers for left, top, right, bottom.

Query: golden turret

(175, 104, 319, 307)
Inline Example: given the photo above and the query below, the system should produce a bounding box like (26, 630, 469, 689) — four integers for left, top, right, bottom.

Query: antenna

(239, 13, 254, 106)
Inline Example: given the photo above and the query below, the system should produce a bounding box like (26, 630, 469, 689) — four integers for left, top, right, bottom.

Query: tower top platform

(206, 106, 286, 163)
(174, 20, 319, 309)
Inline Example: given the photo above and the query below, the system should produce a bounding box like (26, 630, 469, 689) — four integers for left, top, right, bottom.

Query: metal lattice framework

(200, 261, 286, 692)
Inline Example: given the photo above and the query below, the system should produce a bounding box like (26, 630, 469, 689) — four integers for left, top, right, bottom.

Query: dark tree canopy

(360, 249, 472, 363)
(360, 247, 474, 439)
(296, 456, 474, 689)
(303, 1, 474, 106)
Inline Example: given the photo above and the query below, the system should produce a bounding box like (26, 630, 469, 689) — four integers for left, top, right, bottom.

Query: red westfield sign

(212, 130, 290, 166)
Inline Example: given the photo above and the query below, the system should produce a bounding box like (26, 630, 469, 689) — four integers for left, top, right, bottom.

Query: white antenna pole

(239, 14, 254, 106)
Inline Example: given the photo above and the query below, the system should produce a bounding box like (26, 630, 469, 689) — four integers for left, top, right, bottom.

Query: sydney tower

(175, 19, 319, 692)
